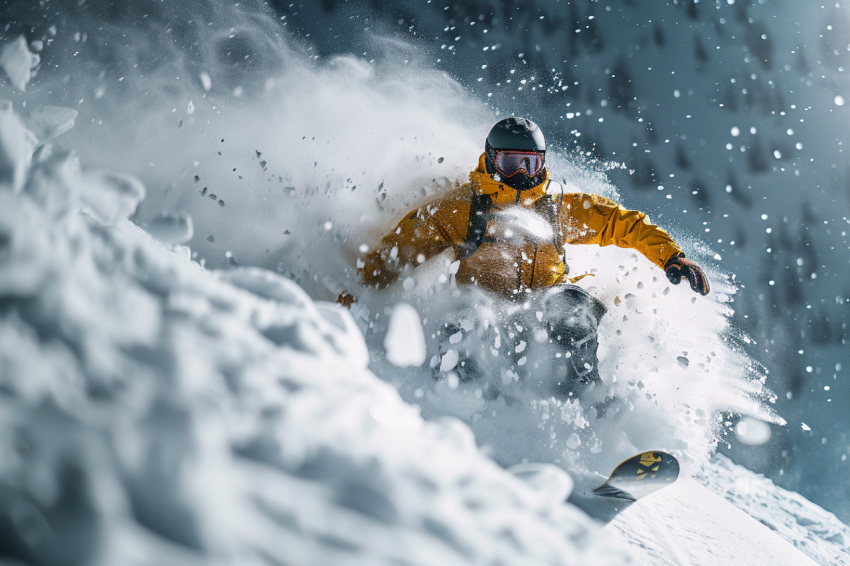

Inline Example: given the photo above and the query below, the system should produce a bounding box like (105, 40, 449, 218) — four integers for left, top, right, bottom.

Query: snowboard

(566, 451, 680, 523)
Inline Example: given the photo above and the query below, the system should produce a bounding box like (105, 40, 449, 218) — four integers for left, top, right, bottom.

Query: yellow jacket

(359, 154, 682, 298)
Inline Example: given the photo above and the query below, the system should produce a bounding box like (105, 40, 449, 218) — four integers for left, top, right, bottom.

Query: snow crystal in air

(384, 303, 427, 367)
(835, 95, 845, 106)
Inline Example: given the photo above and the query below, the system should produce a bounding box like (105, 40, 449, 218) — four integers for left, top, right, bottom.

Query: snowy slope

(612, 453, 850, 565)
(611, 477, 819, 566)
(696, 455, 850, 566)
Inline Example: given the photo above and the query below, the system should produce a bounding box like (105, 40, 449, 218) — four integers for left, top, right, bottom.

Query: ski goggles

(492, 150, 545, 178)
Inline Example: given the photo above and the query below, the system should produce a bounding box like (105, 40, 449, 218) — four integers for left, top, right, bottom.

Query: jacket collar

(468, 153, 550, 206)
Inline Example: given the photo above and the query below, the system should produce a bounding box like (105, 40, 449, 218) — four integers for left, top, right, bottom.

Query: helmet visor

(493, 150, 544, 178)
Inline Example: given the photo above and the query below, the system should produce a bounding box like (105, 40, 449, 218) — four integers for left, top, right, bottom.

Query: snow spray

(1, 0, 487, 295)
(2, 0, 783, 481)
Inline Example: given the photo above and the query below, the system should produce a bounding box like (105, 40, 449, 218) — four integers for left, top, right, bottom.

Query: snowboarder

(342, 117, 709, 387)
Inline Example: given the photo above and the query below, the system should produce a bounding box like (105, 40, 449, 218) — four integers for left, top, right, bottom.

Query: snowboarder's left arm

(561, 193, 709, 295)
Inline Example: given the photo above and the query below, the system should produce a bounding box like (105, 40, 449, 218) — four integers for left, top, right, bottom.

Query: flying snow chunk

(79, 170, 146, 225)
(440, 348, 459, 372)
(200, 72, 212, 91)
(24, 106, 78, 141)
(835, 95, 845, 107)
(142, 211, 194, 245)
(384, 303, 427, 367)
(0, 36, 39, 92)
(735, 417, 772, 445)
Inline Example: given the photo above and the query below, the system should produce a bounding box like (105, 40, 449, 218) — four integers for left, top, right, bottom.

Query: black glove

(664, 253, 709, 296)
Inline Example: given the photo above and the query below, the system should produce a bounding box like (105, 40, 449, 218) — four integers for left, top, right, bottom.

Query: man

(346, 117, 708, 387)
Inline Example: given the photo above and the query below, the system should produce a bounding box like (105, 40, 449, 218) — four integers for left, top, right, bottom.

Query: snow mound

(0, 106, 633, 564)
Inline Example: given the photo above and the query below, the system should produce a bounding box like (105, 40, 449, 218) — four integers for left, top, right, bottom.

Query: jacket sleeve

(358, 202, 461, 288)
(561, 193, 683, 269)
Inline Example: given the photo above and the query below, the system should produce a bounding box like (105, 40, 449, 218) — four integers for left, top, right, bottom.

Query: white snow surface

(611, 478, 818, 566)
(610, 454, 850, 566)
(696, 455, 850, 565)
(0, 104, 634, 565)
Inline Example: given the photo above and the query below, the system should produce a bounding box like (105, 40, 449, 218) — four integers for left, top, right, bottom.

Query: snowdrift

(0, 104, 632, 565)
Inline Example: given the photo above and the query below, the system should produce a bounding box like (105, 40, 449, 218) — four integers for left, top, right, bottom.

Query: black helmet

(485, 117, 547, 191)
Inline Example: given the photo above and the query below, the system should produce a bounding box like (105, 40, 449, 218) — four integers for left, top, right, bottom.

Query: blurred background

(1, 0, 848, 523)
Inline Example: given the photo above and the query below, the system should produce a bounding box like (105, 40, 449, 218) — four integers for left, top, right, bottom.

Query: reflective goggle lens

(494, 151, 544, 178)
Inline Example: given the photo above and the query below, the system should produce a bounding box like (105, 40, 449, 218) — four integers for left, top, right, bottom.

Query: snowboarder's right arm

(358, 200, 466, 289)
(560, 193, 709, 295)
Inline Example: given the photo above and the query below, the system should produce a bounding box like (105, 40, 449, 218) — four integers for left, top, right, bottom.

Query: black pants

(543, 285, 607, 392)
